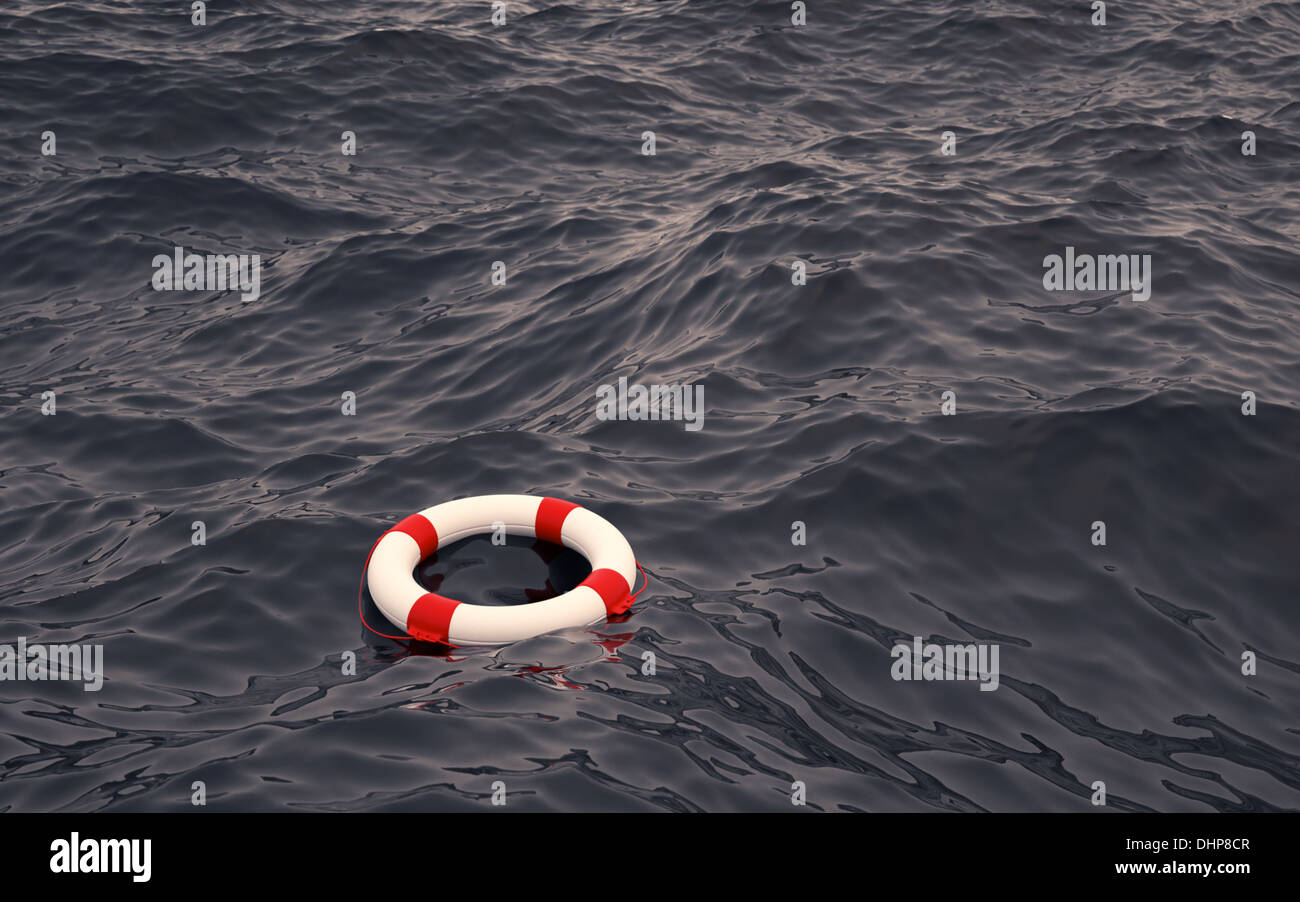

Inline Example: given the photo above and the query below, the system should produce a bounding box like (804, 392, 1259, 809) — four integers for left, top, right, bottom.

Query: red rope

(630, 560, 649, 601)
(357, 531, 412, 642)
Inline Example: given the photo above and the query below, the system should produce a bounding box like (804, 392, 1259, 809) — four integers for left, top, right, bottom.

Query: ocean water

(1, 0, 1298, 812)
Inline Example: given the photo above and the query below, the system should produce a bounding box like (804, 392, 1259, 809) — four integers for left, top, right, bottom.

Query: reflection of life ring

(367, 495, 637, 646)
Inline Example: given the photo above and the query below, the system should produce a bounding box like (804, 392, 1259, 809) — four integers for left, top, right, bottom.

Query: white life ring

(366, 494, 638, 646)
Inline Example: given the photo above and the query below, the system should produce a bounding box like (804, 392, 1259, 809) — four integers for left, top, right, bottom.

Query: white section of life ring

(366, 494, 637, 646)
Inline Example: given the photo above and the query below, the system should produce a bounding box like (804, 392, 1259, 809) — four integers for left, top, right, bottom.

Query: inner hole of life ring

(414, 534, 591, 607)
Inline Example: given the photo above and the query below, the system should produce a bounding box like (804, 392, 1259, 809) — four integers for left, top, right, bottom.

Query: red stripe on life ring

(535, 497, 578, 545)
(389, 513, 439, 559)
(580, 568, 632, 615)
(406, 592, 460, 644)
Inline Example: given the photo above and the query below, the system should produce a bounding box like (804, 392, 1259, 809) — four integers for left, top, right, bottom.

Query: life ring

(366, 494, 638, 646)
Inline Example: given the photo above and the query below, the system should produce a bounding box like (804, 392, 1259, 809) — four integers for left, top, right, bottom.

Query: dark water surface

(1, 0, 1298, 812)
